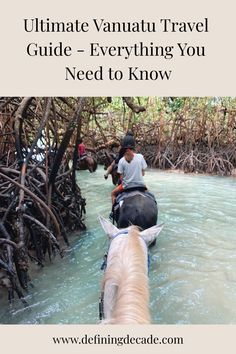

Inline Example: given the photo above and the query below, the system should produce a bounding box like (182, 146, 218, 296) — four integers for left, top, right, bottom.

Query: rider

(110, 136, 147, 205)
(77, 138, 86, 159)
(104, 131, 135, 180)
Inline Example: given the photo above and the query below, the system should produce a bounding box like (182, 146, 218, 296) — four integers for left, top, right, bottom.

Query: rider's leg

(111, 184, 124, 205)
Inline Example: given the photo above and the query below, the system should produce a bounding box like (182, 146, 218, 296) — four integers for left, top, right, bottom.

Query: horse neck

(104, 227, 150, 324)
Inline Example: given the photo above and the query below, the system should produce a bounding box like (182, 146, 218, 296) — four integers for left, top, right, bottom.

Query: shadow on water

(1, 166, 236, 324)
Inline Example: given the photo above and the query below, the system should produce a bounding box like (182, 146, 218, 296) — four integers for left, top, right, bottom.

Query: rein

(113, 229, 129, 238)
(100, 230, 129, 270)
(99, 289, 104, 321)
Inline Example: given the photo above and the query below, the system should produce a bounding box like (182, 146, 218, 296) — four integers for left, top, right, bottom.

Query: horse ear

(98, 215, 119, 239)
(140, 223, 164, 245)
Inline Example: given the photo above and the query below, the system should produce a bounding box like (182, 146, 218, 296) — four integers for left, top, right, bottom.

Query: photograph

(0, 96, 235, 325)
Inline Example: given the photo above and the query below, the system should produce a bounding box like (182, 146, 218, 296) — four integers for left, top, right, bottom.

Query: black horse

(113, 189, 158, 230)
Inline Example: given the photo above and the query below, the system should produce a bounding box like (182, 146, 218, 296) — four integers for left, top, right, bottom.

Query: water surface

(0, 167, 236, 324)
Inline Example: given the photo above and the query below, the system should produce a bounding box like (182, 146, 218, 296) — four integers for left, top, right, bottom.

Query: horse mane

(102, 226, 150, 324)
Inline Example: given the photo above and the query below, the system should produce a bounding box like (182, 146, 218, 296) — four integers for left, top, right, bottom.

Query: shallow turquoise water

(0, 167, 236, 324)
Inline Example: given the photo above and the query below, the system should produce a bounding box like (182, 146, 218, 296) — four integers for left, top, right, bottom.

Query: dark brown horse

(77, 155, 97, 173)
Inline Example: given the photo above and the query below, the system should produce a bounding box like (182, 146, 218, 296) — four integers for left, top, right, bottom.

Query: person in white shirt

(111, 146, 147, 204)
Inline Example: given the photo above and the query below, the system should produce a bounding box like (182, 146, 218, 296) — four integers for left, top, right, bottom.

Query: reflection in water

(0, 167, 236, 324)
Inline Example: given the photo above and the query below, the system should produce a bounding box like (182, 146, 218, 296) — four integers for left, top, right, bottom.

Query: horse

(99, 216, 164, 324)
(103, 151, 120, 185)
(113, 190, 158, 230)
(77, 155, 97, 173)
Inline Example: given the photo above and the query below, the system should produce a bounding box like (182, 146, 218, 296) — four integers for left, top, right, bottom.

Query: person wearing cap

(110, 137, 147, 205)
(104, 131, 136, 180)
(118, 130, 136, 159)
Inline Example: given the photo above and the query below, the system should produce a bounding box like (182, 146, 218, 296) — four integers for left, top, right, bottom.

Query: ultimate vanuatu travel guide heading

(22, 17, 208, 82)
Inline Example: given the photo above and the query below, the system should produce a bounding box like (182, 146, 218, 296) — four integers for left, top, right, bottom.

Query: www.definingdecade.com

(52, 334, 184, 346)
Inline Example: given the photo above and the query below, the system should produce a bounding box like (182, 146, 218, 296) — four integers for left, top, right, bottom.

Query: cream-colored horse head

(98, 215, 164, 245)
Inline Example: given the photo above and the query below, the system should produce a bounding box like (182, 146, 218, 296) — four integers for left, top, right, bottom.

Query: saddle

(79, 153, 87, 161)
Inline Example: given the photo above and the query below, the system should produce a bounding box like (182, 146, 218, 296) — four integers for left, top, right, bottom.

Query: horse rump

(114, 191, 158, 230)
